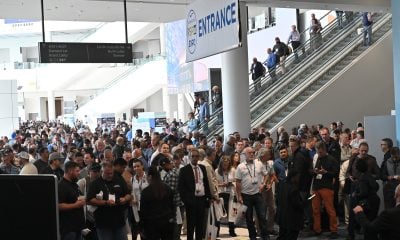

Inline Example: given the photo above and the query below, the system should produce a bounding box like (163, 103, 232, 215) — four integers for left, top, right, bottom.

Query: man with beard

(58, 161, 86, 240)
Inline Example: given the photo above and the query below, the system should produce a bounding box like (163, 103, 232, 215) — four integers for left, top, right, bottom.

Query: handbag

(214, 198, 227, 221)
(234, 204, 247, 226)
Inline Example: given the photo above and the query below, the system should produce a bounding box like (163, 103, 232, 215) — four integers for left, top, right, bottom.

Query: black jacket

(288, 148, 312, 192)
(312, 154, 339, 190)
(278, 181, 304, 230)
(356, 205, 400, 240)
(250, 61, 264, 80)
(178, 164, 211, 207)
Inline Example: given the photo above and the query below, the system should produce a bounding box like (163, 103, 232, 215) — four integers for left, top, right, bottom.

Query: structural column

(162, 86, 171, 120)
(159, 24, 166, 56)
(177, 93, 186, 122)
(393, 0, 400, 144)
(47, 90, 56, 121)
(221, 2, 250, 139)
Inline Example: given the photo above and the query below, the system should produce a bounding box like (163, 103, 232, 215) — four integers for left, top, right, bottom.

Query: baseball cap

(17, 151, 30, 160)
(49, 152, 64, 162)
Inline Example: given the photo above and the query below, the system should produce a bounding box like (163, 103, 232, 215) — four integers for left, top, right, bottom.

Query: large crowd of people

(1, 119, 400, 240)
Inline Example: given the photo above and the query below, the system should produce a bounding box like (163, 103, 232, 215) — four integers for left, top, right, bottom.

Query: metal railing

(200, 11, 354, 136)
(257, 13, 392, 132)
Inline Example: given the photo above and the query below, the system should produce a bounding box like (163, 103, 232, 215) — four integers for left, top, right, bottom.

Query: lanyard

(134, 174, 146, 192)
(246, 162, 256, 178)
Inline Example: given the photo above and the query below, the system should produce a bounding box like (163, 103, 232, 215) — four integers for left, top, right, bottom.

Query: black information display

(39, 42, 133, 63)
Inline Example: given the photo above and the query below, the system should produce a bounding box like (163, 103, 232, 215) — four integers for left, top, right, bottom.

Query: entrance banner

(186, 0, 241, 62)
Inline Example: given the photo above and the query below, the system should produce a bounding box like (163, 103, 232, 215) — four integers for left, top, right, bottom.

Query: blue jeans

(242, 193, 269, 240)
(97, 227, 127, 240)
(62, 231, 82, 240)
(363, 25, 372, 46)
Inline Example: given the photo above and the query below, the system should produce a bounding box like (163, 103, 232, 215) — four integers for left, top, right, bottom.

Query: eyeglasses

(191, 155, 200, 158)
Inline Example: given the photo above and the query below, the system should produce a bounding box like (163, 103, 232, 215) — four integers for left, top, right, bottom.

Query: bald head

(243, 147, 255, 162)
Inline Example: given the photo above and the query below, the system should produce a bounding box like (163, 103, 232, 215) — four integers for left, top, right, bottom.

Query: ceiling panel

(0, 0, 392, 23)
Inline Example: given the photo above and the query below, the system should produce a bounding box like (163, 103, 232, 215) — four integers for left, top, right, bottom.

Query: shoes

(314, 231, 322, 236)
(229, 232, 237, 237)
(329, 232, 339, 239)
(267, 230, 278, 235)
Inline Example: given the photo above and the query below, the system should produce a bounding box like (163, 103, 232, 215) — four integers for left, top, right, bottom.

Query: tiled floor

(129, 223, 364, 240)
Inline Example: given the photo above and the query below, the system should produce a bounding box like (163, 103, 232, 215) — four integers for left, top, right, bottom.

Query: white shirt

(215, 168, 235, 194)
(131, 173, 149, 210)
(235, 160, 267, 195)
(191, 163, 205, 196)
(19, 162, 38, 175)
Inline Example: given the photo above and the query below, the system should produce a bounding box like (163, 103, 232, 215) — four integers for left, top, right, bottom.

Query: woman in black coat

(140, 166, 174, 240)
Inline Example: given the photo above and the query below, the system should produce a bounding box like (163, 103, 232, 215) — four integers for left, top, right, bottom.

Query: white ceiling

(0, 0, 391, 23)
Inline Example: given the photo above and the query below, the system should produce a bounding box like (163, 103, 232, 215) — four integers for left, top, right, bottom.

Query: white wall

(0, 79, 18, 137)
(132, 39, 161, 57)
(279, 32, 394, 130)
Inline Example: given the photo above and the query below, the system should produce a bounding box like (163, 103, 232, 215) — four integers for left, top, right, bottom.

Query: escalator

(200, 12, 391, 137)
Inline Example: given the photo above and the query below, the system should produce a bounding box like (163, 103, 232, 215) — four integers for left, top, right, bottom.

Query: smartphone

(308, 194, 316, 200)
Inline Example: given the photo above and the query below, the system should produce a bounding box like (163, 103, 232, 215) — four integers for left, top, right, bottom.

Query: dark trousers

(62, 231, 82, 240)
(242, 193, 269, 240)
(185, 196, 206, 240)
(143, 218, 174, 240)
(277, 227, 299, 240)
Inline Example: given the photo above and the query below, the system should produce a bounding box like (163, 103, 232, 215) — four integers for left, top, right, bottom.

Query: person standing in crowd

(277, 170, 304, 240)
(160, 154, 183, 240)
(178, 148, 211, 240)
(287, 25, 302, 60)
(272, 37, 289, 75)
(258, 148, 278, 236)
(288, 138, 312, 230)
(0, 147, 19, 174)
(211, 86, 223, 125)
(310, 142, 339, 239)
(381, 147, 400, 209)
(236, 147, 270, 240)
(87, 161, 132, 240)
(198, 97, 210, 134)
(353, 159, 380, 230)
(42, 152, 65, 180)
(380, 138, 393, 162)
(250, 57, 265, 92)
(77, 163, 102, 240)
(18, 151, 38, 175)
(339, 132, 353, 225)
(34, 147, 50, 174)
(263, 48, 277, 82)
(58, 161, 86, 240)
(353, 184, 400, 240)
(362, 12, 373, 46)
(215, 156, 237, 237)
(131, 159, 148, 240)
(346, 142, 380, 240)
(273, 145, 289, 216)
(140, 166, 174, 240)
(223, 135, 236, 157)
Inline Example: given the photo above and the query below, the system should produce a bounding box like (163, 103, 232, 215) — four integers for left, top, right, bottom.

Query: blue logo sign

(187, 9, 197, 55)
